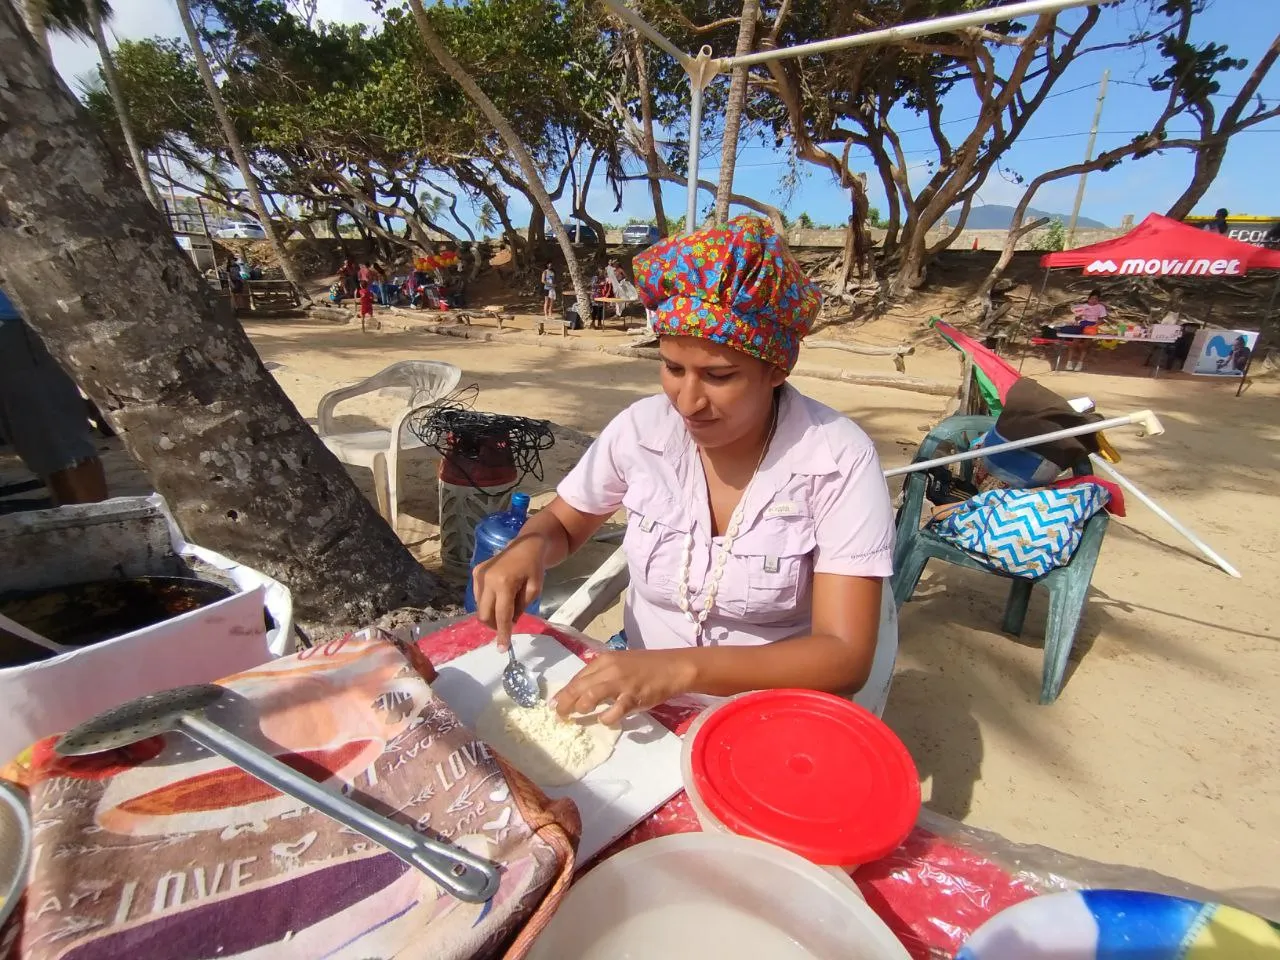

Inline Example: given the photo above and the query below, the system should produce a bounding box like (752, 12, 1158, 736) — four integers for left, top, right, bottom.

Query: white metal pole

(1088, 455, 1241, 579)
(601, 0, 691, 67)
(1064, 68, 1108, 248)
(883, 410, 1163, 478)
(687, 78, 704, 232)
(722, 0, 1106, 69)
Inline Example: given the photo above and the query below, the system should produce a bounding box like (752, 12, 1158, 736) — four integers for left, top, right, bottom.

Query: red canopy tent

(1020, 213, 1280, 394)
(1040, 212, 1280, 276)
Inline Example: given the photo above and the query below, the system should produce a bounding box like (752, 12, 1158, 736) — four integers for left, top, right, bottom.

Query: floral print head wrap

(632, 215, 822, 372)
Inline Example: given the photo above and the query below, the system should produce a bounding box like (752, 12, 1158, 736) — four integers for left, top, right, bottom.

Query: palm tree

(406, 0, 592, 326)
(22, 0, 163, 210)
(713, 0, 759, 225)
(476, 202, 498, 236)
(172, 0, 308, 297)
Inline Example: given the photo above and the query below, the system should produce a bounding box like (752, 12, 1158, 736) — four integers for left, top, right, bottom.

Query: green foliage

(1033, 218, 1066, 252)
(796, 212, 815, 229)
(83, 38, 214, 154)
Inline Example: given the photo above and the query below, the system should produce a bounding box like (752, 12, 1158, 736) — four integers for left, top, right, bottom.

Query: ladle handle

(178, 714, 501, 903)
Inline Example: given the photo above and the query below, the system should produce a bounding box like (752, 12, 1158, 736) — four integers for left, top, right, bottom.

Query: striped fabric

(930, 485, 1109, 578)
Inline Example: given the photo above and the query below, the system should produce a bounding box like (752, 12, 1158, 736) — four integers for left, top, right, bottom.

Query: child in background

(358, 281, 375, 329)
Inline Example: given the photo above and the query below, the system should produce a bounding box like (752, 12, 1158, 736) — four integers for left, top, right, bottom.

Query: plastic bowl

(0, 781, 31, 930)
(526, 833, 910, 960)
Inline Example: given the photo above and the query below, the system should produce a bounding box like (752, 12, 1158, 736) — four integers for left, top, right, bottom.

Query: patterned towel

(3, 635, 579, 960)
(930, 484, 1110, 578)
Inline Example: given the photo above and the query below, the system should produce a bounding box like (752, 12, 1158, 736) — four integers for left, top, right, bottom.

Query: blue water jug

(463, 492, 540, 615)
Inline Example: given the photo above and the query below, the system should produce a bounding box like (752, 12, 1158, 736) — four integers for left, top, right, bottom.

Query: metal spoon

(56, 684, 502, 903)
(502, 644, 541, 708)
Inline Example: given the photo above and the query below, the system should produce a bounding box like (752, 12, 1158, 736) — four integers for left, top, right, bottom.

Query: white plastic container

(681, 706, 861, 894)
(526, 833, 909, 960)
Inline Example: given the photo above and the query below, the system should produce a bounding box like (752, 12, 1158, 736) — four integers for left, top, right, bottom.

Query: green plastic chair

(891, 415, 1110, 704)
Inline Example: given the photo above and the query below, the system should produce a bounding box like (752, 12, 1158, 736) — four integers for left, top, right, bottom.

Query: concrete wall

(605, 224, 1126, 251)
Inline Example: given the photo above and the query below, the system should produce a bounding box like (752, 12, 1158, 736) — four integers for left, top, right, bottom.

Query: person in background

(1208, 208, 1229, 235)
(357, 280, 374, 327)
(605, 258, 632, 320)
(1065, 288, 1108, 372)
(541, 262, 556, 319)
(338, 257, 357, 299)
(370, 262, 388, 306)
(0, 287, 108, 506)
(472, 216, 895, 723)
(590, 267, 609, 328)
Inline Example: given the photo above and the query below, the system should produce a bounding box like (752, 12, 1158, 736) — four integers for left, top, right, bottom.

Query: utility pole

(1064, 68, 1109, 249)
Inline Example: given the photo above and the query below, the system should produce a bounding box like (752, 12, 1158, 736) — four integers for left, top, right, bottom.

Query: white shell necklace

(675, 401, 779, 644)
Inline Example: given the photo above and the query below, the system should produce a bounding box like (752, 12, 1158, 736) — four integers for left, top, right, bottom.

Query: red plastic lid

(689, 689, 920, 866)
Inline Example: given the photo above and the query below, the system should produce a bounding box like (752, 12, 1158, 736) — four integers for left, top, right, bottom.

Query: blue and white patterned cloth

(930, 484, 1109, 578)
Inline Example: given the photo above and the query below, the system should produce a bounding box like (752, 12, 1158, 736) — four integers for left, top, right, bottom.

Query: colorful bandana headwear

(633, 215, 822, 372)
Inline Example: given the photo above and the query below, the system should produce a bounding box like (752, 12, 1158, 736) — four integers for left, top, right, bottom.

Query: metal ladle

(56, 684, 502, 903)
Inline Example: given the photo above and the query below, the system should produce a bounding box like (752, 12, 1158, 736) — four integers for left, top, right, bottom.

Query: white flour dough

(476, 692, 620, 787)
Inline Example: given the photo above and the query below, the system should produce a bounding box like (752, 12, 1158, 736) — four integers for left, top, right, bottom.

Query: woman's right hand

(472, 535, 547, 651)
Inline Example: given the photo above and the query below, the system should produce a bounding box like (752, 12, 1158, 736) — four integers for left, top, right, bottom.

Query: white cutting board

(430, 633, 686, 864)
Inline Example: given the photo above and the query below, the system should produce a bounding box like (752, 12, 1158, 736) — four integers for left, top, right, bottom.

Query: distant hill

(948, 204, 1108, 230)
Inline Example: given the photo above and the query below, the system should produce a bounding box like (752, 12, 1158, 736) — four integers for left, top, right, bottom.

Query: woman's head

(1087, 288, 1101, 304)
(633, 215, 821, 378)
(660, 336, 785, 449)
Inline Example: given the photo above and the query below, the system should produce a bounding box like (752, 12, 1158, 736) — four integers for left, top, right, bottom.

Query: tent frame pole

(1016, 267, 1052, 374)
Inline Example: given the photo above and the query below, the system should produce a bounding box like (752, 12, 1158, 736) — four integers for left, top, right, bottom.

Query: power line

(721, 124, 1279, 170)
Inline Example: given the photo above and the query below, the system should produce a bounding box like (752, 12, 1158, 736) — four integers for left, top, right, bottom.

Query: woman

(1065, 288, 1107, 371)
(474, 217, 895, 725)
(541, 262, 556, 319)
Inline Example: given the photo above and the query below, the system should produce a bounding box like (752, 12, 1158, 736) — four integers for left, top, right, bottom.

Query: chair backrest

(316, 360, 462, 438)
(916, 414, 1094, 481)
(368, 360, 463, 407)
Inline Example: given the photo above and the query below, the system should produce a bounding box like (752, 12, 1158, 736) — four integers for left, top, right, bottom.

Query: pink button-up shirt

(557, 385, 895, 650)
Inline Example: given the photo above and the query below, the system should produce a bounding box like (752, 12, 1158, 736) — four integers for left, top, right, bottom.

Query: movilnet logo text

(1084, 257, 1243, 277)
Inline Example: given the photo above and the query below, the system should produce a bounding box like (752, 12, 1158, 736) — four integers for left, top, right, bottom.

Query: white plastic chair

(316, 360, 462, 527)
(545, 546, 899, 717)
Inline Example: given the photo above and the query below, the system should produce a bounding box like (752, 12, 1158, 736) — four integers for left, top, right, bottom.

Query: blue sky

(51, 0, 1280, 232)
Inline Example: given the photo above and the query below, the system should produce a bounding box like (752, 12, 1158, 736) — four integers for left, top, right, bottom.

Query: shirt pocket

(720, 515, 817, 624)
(621, 489, 689, 604)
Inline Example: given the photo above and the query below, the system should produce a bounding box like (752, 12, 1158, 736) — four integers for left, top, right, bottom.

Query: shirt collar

(637, 384, 840, 478)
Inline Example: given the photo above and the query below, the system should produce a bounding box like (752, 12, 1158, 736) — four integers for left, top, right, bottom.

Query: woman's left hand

(552, 650, 698, 726)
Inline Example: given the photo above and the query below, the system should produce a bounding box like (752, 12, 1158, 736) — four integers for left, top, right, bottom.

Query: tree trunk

(0, 4, 448, 624)
(713, 0, 759, 225)
(21, 0, 48, 57)
(527, 205, 544, 245)
(409, 0, 592, 323)
(173, 0, 309, 300)
(632, 34, 667, 235)
(90, 5, 163, 211)
(1164, 142, 1226, 222)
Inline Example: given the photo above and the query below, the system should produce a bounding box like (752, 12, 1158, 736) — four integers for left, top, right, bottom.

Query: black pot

(0, 576, 237, 667)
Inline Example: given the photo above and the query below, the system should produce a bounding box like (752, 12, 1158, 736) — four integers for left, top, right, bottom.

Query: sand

(5, 308, 1275, 896)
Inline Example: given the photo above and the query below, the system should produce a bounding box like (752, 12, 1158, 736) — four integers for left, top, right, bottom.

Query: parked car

(216, 221, 268, 240)
(565, 222, 600, 246)
(622, 223, 661, 246)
